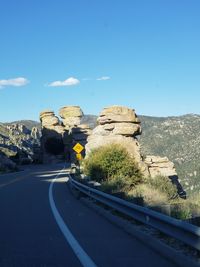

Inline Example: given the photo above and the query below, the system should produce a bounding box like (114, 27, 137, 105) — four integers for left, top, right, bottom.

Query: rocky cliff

(0, 121, 41, 171)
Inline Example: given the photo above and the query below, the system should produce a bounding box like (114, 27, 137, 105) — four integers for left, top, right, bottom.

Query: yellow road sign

(76, 153, 83, 161)
(73, 143, 84, 154)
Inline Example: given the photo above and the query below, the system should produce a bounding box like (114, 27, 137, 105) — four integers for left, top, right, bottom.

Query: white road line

(49, 167, 97, 267)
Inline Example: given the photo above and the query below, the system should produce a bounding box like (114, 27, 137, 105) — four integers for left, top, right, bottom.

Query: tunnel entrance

(44, 137, 64, 155)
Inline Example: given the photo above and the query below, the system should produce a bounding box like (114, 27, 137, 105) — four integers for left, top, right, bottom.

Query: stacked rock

(40, 110, 65, 163)
(40, 110, 59, 128)
(40, 110, 64, 134)
(86, 106, 143, 163)
(59, 106, 92, 144)
(144, 156, 177, 178)
(59, 106, 91, 159)
(59, 106, 83, 129)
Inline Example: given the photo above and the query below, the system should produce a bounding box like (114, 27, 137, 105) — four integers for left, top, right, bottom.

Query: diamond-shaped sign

(73, 143, 84, 154)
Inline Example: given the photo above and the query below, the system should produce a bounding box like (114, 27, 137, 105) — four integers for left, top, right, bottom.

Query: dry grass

(127, 184, 168, 206)
(171, 192, 200, 218)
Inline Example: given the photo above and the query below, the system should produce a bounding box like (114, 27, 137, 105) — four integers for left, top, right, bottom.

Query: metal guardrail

(69, 174, 200, 251)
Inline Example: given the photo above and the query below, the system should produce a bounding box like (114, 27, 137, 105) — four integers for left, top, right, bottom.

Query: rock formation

(39, 104, 178, 183)
(144, 156, 177, 178)
(0, 122, 41, 167)
(85, 105, 178, 179)
(59, 106, 83, 129)
(7, 124, 31, 135)
(31, 127, 41, 139)
(85, 106, 149, 175)
(40, 106, 91, 163)
(71, 124, 92, 144)
(40, 110, 65, 163)
(86, 106, 141, 157)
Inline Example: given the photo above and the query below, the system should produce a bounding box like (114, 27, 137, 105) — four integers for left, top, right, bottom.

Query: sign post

(72, 143, 84, 173)
(76, 153, 83, 161)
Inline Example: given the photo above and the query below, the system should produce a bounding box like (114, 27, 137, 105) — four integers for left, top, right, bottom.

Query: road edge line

(49, 167, 97, 267)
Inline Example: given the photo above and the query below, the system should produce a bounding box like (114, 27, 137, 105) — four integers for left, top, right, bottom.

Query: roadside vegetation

(83, 144, 143, 194)
(81, 144, 200, 221)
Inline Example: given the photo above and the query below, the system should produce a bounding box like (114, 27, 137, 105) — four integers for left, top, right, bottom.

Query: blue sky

(0, 0, 200, 122)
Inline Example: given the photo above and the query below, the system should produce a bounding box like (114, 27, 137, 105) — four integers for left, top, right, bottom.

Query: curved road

(0, 164, 177, 267)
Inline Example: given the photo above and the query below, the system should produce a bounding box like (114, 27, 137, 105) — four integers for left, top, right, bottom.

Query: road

(0, 163, 177, 267)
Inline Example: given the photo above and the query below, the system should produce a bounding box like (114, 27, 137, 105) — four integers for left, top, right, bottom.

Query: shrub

(83, 144, 143, 191)
(147, 175, 178, 200)
(170, 203, 192, 220)
(171, 194, 200, 219)
(128, 175, 178, 207)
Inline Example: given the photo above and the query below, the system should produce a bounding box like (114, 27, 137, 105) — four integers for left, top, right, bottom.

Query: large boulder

(62, 118, 82, 128)
(59, 106, 83, 127)
(59, 106, 83, 118)
(144, 156, 177, 178)
(97, 106, 140, 125)
(92, 123, 141, 137)
(40, 110, 60, 128)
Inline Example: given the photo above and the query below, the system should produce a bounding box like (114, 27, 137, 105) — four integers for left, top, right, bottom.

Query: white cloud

(97, 76, 111, 81)
(48, 77, 80, 87)
(0, 77, 29, 88)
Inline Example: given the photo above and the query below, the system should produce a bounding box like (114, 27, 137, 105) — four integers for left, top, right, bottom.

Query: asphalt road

(0, 164, 177, 267)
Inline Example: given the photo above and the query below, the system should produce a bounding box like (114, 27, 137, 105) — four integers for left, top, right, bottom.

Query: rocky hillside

(83, 114, 200, 195)
(0, 121, 41, 171)
(138, 114, 200, 195)
(4, 120, 40, 130)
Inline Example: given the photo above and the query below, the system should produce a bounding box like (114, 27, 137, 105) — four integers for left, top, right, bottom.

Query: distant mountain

(4, 120, 40, 130)
(81, 115, 98, 129)
(83, 114, 200, 195)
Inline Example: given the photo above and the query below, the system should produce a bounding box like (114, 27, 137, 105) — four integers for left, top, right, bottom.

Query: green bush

(83, 144, 143, 192)
(147, 175, 178, 200)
